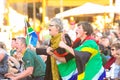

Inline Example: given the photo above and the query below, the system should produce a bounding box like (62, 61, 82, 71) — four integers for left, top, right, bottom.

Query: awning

(7, 0, 41, 3)
(56, 2, 119, 18)
(47, 0, 109, 7)
(7, 0, 110, 7)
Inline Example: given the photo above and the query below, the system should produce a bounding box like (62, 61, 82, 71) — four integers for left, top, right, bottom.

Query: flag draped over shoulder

(57, 58, 78, 80)
(74, 39, 106, 80)
(26, 22, 38, 47)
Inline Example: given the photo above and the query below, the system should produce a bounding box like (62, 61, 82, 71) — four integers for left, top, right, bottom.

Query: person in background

(8, 37, 24, 74)
(109, 31, 119, 43)
(99, 44, 107, 66)
(100, 36, 111, 61)
(94, 32, 103, 44)
(0, 42, 9, 79)
(67, 21, 76, 42)
(59, 21, 106, 80)
(104, 41, 117, 70)
(105, 42, 120, 79)
(5, 37, 46, 80)
(114, 21, 120, 40)
(10, 38, 17, 56)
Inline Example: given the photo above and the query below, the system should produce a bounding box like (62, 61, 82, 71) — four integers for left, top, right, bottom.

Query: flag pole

(33, 0, 36, 30)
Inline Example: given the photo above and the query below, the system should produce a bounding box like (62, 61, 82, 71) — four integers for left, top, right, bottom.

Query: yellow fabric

(81, 47, 98, 59)
(50, 33, 62, 80)
(77, 72, 85, 80)
(50, 33, 62, 49)
(51, 56, 59, 80)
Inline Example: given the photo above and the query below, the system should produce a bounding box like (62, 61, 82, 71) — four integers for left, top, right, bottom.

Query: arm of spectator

(0, 53, 9, 74)
(28, 44, 48, 55)
(36, 48, 47, 55)
(59, 41, 75, 56)
(47, 47, 66, 63)
(6, 66, 33, 80)
(8, 56, 20, 68)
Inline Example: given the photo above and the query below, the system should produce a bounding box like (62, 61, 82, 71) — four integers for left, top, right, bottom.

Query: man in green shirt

(5, 37, 46, 80)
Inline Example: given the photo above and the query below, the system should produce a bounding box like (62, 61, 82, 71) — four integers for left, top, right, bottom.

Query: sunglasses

(49, 24, 55, 27)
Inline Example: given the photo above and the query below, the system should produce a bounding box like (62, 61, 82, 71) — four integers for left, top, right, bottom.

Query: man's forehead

(16, 39, 22, 43)
(16, 39, 20, 41)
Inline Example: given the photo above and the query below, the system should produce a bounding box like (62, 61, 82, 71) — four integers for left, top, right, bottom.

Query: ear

(56, 27, 60, 32)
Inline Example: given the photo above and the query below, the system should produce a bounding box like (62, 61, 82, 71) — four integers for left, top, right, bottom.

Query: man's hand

(4, 72, 15, 78)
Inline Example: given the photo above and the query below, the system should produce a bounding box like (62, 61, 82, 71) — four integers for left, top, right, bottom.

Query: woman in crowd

(105, 42, 120, 79)
(59, 21, 106, 80)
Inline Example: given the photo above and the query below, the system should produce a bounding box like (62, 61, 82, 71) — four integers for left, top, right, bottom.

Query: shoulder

(79, 40, 99, 51)
(84, 40, 98, 47)
(26, 48, 34, 53)
(24, 48, 36, 57)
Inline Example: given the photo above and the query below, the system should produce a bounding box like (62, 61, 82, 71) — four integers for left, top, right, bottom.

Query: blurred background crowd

(0, 0, 120, 52)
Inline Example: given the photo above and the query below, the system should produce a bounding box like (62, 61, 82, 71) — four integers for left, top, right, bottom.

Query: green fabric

(57, 58, 76, 77)
(101, 53, 107, 66)
(10, 49, 16, 56)
(27, 27, 34, 34)
(75, 40, 103, 79)
(26, 27, 33, 46)
(23, 48, 46, 77)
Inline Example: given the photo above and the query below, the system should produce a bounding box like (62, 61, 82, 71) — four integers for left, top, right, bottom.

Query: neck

(80, 35, 87, 42)
(21, 47, 26, 56)
(52, 32, 59, 37)
(52, 33, 61, 37)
